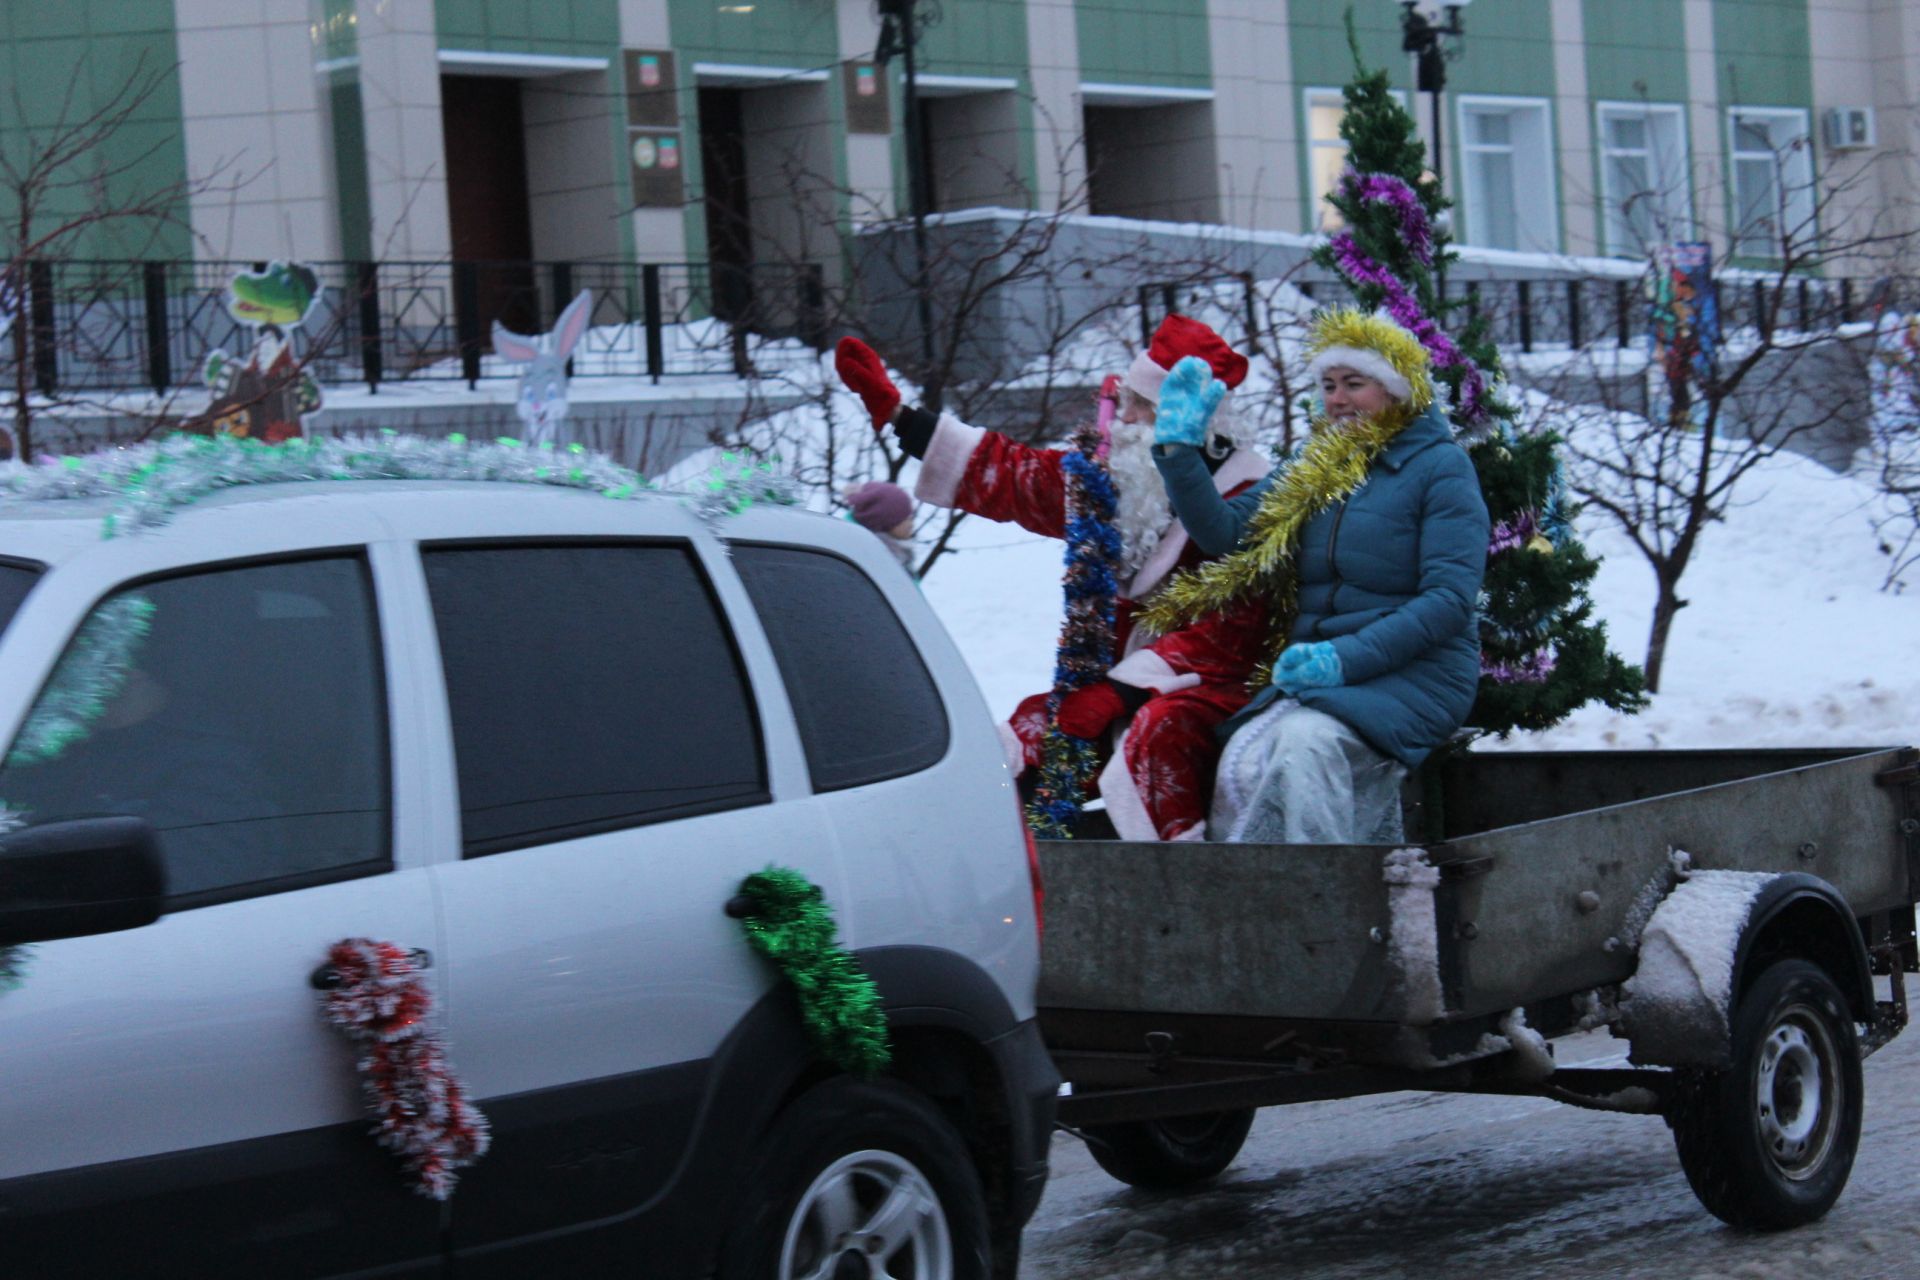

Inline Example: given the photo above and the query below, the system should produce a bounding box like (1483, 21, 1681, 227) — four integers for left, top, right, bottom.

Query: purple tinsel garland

(1482, 651, 1557, 684)
(1327, 230, 1492, 427)
(1341, 171, 1433, 266)
(1488, 509, 1541, 556)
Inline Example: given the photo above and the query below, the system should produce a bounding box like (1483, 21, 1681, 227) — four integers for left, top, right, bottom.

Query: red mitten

(835, 337, 902, 431)
(1055, 681, 1128, 740)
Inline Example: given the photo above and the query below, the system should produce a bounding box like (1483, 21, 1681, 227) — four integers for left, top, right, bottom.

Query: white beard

(1106, 424, 1174, 582)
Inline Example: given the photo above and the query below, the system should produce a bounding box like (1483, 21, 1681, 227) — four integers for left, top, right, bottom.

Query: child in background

(845, 481, 918, 576)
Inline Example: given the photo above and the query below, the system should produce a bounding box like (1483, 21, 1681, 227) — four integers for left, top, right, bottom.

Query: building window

(1728, 108, 1814, 259)
(1597, 103, 1690, 256)
(1304, 87, 1406, 232)
(1456, 96, 1557, 252)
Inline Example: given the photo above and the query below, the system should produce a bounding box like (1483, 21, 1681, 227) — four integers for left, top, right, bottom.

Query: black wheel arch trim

(1733, 873, 1876, 1020)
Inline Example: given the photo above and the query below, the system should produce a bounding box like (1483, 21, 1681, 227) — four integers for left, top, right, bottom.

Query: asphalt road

(1021, 993, 1920, 1279)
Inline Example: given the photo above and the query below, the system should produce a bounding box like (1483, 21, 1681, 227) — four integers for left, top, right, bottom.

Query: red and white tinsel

(320, 938, 490, 1199)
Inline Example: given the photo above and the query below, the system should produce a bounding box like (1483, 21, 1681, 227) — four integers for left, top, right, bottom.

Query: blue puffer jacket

(1154, 405, 1489, 766)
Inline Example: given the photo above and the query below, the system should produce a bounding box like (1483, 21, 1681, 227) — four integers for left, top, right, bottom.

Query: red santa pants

(1006, 683, 1248, 842)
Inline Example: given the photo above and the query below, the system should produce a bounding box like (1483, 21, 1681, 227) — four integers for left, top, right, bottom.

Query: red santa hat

(1123, 314, 1250, 405)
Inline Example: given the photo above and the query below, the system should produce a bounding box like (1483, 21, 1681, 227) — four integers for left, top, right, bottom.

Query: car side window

(731, 544, 949, 792)
(422, 541, 767, 857)
(0, 556, 390, 908)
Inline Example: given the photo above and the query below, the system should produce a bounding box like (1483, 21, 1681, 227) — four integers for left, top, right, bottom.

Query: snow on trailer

(1038, 745, 1919, 1229)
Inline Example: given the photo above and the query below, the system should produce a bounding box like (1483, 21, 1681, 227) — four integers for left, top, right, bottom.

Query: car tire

(1671, 957, 1863, 1231)
(1082, 1107, 1257, 1189)
(717, 1076, 993, 1280)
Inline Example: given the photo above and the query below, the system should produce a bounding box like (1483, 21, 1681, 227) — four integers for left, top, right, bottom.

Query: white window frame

(1594, 101, 1692, 257)
(1454, 94, 1560, 253)
(1726, 106, 1814, 260)
(1302, 86, 1408, 233)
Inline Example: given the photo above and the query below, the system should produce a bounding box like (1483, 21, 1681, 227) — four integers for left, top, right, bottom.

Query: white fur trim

(1124, 349, 1169, 403)
(1097, 725, 1163, 841)
(997, 720, 1027, 775)
(911, 413, 986, 508)
(1306, 346, 1413, 402)
(1168, 821, 1207, 842)
(1123, 445, 1271, 599)
(1106, 649, 1202, 696)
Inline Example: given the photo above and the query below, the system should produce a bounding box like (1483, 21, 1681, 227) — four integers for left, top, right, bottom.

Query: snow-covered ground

(921, 439, 1918, 753)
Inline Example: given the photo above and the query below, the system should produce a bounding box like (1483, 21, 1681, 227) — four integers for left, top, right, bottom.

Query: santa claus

(835, 315, 1272, 842)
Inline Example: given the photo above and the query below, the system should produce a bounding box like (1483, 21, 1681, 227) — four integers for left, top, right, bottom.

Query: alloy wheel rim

(780, 1148, 953, 1280)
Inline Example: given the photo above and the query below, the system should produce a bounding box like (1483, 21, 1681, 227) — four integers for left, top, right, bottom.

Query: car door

(0, 543, 445, 1277)
(408, 531, 839, 1265)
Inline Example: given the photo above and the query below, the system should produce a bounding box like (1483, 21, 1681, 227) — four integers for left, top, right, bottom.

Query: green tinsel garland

(6, 594, 155, 767)
(733, 867, 890, 1078)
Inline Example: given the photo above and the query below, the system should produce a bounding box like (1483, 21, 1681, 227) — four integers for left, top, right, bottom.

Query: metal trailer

(1036, 746, 1920, 1230)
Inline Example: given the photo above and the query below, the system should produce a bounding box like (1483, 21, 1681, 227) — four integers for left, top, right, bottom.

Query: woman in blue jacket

(1142, 309, 1489, 843)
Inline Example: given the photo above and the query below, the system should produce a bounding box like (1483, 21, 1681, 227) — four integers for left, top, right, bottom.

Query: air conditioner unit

(1823, 107, 1876, 151)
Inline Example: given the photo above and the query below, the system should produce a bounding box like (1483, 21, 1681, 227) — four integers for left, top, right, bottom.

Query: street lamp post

(876, 0, 941, 410)
(1398, 1, 1470, 292)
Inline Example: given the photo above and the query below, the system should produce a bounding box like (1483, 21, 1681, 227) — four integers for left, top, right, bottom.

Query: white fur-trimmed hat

(1305, 345, 1414, 402)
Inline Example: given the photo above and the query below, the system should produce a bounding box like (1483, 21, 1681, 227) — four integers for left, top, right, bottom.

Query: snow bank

(1620, 869, 1774, 1066)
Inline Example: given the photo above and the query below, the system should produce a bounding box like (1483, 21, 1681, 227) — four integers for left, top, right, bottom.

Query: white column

(355, 0, 451, 261)
(1549, 0, 1596, 256)
(1682, 0, 1725, 250)
(836, 0, 896, 222)
(1207, 0, 1300, 232)
(174, 0, 338, 260)
(1864, 0, 1920, 270)
(1023, 0, 1087, 213)
(619, 0, 685, 259)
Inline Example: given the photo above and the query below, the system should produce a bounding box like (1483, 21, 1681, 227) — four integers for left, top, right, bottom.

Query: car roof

(0, 479, 842, 569)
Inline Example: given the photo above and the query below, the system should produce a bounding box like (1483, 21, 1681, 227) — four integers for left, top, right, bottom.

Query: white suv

(0, 479, 1053, 1278)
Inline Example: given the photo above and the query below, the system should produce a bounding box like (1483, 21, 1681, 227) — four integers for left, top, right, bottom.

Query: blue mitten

(1152, 355, 1227, 448)
(1275, 641, 1344, 693)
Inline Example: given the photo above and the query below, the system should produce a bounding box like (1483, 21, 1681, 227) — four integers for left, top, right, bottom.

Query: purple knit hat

(846, 481, 914, 532)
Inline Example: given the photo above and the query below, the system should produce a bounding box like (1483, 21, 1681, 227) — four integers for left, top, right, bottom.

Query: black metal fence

(0, 258, 830, 397)
(1141, 270, 1917, 357)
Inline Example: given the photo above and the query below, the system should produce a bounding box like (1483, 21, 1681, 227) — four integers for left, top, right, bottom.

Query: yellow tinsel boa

(1142, 403, 1416, 688)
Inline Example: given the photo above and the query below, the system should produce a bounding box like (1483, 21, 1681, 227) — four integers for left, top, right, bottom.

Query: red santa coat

(914, 413, 1271, 840)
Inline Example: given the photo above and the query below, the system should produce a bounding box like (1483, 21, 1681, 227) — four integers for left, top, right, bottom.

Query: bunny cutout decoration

(491, 289, 592, 445)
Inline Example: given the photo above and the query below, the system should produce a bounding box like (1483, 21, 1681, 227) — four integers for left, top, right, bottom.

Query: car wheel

(1671, 957, 1863, 1230)
(1082, 1107, 1257, 1189)
(719, 1076, 992, 1280)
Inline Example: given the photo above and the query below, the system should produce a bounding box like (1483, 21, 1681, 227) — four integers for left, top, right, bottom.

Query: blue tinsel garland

(1024, 422, 1122, 838)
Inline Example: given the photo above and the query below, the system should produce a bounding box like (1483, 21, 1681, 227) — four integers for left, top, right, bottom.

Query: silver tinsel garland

(0, 433, 796, 537)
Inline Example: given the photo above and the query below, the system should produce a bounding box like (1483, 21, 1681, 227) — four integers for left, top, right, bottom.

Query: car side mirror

(0, 816, 166, 946)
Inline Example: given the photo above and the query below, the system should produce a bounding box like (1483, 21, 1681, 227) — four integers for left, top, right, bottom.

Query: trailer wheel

(1670, 958, 1863, 1231)
(1082, 1108, 1256, 1189)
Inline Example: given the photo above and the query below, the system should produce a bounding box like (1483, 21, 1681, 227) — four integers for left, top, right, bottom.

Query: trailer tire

(1670, 958, 1863, 1231)
(717, 1076, 993, 1280)
(1082, 1107, 1257, 1189)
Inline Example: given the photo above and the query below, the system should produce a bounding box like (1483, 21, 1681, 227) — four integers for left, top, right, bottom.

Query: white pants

(1209, 701, 1408, 844)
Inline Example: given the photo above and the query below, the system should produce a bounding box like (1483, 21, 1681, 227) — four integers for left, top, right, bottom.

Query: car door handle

(309, 947, 433, 990)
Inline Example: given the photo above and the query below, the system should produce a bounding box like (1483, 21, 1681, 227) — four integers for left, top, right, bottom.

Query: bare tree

(1536, 140, 1915, 691)
(0, 55, 249, 458)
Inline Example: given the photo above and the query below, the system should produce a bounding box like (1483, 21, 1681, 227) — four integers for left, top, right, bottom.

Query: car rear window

(731, 544, 949, 791)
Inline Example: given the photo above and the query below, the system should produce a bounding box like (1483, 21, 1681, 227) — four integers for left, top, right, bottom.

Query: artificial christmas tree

(1314, 37, 1644, 734)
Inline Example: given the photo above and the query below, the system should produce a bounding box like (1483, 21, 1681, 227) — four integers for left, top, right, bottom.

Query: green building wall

(0, 0, 191, 260)
(1074, 0, 1212, 89)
